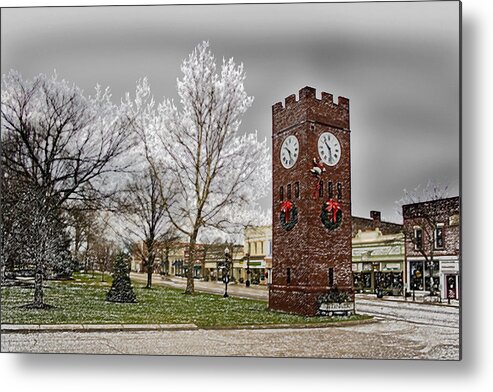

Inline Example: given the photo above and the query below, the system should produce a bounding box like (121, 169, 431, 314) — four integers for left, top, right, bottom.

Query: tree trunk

(146, 262, 153, 289)
(184, 230, 199, 295)
(33, 263, 44, 307)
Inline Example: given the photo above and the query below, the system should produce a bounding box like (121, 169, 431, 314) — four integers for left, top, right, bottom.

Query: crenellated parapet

(272, 86, 350, 134)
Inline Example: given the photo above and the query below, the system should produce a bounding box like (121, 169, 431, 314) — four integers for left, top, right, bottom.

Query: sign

(441, 261, 459, 272)
(318, 302, 354, 316)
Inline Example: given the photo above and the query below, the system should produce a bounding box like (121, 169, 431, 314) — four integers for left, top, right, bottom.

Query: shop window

(414, 227, 423, 251)
(435, 224, 444, 249)
(425, 261, 440, 295)
(294, 182, 299, 198)
(410, 260, 424, 291)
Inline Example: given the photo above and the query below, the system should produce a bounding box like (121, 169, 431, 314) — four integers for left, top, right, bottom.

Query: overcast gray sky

(1, 1, 460, 223)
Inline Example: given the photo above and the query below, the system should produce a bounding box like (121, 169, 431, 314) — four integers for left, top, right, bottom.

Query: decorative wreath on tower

(321, 198, 343, 230)
(279, 200, 298, 231)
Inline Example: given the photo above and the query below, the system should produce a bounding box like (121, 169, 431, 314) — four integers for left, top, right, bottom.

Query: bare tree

(142, 42, 270, 294)
(1, 70, 137, 307)
(116, 166, 173, 289)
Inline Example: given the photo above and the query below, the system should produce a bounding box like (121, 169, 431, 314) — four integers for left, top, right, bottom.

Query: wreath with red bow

(321, 199, 343, 230)
(280, 200, 298, 231)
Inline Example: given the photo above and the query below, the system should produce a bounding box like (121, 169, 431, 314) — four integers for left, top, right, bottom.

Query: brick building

(270, 86, 354, 316)
(402, 196, 460, 300)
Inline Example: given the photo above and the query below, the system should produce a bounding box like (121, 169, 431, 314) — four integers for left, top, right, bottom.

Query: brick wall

(269, 86, 354, 316)
(402, 196, 460, 258)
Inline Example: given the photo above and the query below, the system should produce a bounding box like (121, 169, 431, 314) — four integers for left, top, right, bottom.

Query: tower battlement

(272, 86, 350, 133)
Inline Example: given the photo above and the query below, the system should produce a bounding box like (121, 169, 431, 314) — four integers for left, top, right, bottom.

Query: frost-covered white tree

(142, 42, 270, 294)
(1, 70, 138, 307)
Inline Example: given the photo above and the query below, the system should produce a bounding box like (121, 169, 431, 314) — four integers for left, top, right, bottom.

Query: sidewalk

(131, 273, 460, 308)
(1, 318, 377, 334)
(356, 293, 460, 308)
(130, 273, 269, 301)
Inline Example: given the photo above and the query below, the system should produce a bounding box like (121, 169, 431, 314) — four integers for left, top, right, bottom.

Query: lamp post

(223, 247, 231, 298)
(245, 252, 251, 287)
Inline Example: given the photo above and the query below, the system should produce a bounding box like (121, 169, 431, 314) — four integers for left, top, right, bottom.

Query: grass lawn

(1, 273, 370, 327)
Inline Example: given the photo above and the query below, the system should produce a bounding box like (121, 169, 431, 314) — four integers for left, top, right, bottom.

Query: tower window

(328, 267, 334, 288)
(328, 182, 333, 199)
(287, 268, 291, 284)
(294, 182, 299, 198)
(287, 184, 292, 199)
(337, 182, 342, 200)
(279, 186, 284, 201)
(319, 180, 324, 198)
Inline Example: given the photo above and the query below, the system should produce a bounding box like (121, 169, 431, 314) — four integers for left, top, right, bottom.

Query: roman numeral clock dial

(280, 135, 299, 169)
(318, 132, 341, 166)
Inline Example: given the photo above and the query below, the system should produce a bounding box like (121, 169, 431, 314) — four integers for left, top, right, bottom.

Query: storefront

(172, 259, 202, 278)
(352, 229, 405, 296)
(406, 256, 459, 299)
(352, 262, 404, 295)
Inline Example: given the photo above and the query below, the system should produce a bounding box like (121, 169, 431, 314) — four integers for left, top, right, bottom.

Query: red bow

(325, 199, 341, 223)
(281, 200, 293, 222)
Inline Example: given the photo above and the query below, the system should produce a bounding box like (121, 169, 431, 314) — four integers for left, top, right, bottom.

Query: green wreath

(321, 204, 343, 230)
(280, 204, 298, 231)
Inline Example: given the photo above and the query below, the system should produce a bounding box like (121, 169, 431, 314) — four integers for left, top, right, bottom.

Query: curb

(1, 317, 377, 334)
(356, 295, 460, 308)
(200, 317, 379, 331)
(1, 323, 199, 334)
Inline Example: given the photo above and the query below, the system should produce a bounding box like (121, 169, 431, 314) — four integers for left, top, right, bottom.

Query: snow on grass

(1, 273, 370, 327)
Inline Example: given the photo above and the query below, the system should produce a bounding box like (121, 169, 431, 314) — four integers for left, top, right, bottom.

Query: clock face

(280, 135, 299, 169)
(318, 132, 341, 166)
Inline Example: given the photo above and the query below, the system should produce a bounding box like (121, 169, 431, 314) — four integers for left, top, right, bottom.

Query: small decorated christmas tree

(106, 250, 137, 303)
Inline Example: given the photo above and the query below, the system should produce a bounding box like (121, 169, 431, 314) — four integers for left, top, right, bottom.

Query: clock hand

(324, 140, 333, 161)
(284, 147, 292, 159)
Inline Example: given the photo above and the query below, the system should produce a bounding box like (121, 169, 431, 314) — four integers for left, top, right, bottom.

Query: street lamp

(223, 247, 231, 298)
(245, 252, 251, 287)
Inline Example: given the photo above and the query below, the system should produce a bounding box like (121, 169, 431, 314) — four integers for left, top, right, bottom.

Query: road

(1, 318, 459, 359)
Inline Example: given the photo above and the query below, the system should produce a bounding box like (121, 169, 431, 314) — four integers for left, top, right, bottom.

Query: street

(1, 318, 458, 359)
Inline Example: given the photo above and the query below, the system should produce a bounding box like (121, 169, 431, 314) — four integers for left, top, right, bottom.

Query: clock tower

(269, 86, 354, 316)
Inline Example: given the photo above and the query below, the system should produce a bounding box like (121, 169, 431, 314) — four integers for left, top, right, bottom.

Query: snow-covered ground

(1, 317, 459, 360)
(356, 297, 459, 328)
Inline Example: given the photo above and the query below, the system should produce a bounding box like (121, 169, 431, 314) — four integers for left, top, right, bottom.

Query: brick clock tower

(269, 86, 354, 316)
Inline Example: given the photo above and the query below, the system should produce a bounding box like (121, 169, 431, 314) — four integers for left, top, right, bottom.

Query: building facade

(352, 211, 404, 295)
(402, 196, 460, 300)
(244, 225, 272, 285)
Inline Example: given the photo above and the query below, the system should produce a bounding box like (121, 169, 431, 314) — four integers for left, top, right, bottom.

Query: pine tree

(106, 251, 137, 303)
